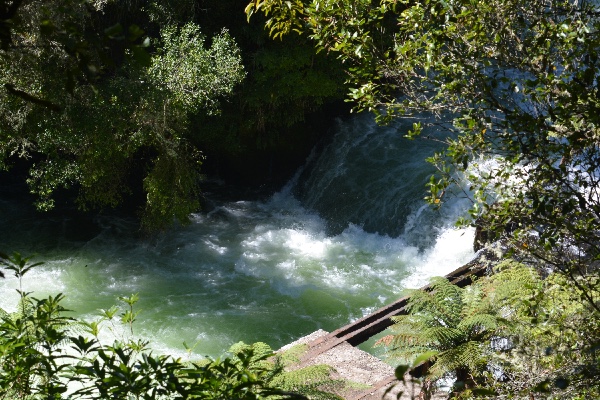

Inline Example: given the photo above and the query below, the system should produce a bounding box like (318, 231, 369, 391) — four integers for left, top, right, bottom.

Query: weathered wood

(350, 375, 396, 400)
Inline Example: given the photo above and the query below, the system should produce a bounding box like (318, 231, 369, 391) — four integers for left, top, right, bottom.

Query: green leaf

(394, 364, 410, 380)
(131, 46, 151, 67)
(127, 24, 145, 42)
(412, 350, 439, 367)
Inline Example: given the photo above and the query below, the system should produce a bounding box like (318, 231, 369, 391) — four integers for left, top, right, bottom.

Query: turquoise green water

(0, 114, 474, 359)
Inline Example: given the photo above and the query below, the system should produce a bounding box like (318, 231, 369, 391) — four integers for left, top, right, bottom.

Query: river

(0, 112, 474, 359)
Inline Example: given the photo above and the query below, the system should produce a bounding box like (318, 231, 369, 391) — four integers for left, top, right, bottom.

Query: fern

(377, 274, 513, 392)
(226, 341, 345, 399)
(377, 261, 551, 396)
(458, 313, 501, 334)
(271, 365, 344, 400)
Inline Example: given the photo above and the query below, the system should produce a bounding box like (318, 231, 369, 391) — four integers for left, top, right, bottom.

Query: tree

(184, 0, 347, 187)
(0, 0, 152, 110)
(1, 0, 347, 224)
(1, 2, 245, 230)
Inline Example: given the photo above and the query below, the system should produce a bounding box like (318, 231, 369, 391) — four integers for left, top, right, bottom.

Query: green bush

(0, 252, 332, 400)
(378, 261, 600, 398)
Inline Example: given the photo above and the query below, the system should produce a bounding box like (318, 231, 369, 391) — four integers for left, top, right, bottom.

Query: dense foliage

(0, 252, 349, 399)
(0, 0, 249, 229)
(0, 0, 347, 228)
(246, 0, 600, 397)
(378, 261, 599, 398)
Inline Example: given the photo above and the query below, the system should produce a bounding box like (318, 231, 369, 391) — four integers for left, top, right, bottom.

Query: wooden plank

(350, 376, 396, 400)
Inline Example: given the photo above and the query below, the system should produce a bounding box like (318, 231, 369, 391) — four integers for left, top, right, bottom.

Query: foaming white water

(401, 227, 474, 288)
(0, 112, 476, 358)
(0, 264, 66, 313)
(239, 225, 473, 294)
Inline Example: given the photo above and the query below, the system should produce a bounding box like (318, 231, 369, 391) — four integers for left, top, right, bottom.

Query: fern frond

(385, 318, 443, 347)
(408, 277, 465, 327)
(271, 365, 344, 399)
(228, 341, 274, 371)
(429, 341, 486, 379)
(382, 274, 524, 387)
(14, 296, 34, 319)
(458, 313, 499, 334)
(488, 261, 541, 302)
(422, 326, 465, 347)
(382, 330, 436, 348)
(374, 334, 394, 347)
(229, 341, 272, 358)
(386, 345, 436, 364)
(390, 313, 426, 326)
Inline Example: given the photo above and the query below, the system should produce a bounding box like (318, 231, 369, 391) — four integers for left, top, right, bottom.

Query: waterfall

(295, 114, 466, 245)
(0, 112, 474, 358)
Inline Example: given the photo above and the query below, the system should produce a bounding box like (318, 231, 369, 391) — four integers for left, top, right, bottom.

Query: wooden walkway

(290, 253, 492, 399)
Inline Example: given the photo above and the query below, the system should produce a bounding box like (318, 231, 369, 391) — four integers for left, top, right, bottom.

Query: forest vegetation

(1, 0, 599, 398)
(0, 0, 347, 230)
(246, 0, 600, 397)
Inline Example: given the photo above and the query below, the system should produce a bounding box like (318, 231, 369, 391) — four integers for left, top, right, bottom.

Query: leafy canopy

(1, 1, 245, 230)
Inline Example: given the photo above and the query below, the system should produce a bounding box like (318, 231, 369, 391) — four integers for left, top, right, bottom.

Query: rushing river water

(0, 113, 474, 359)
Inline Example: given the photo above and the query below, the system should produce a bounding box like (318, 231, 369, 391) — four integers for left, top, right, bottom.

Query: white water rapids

(0, 113, 474, 359)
